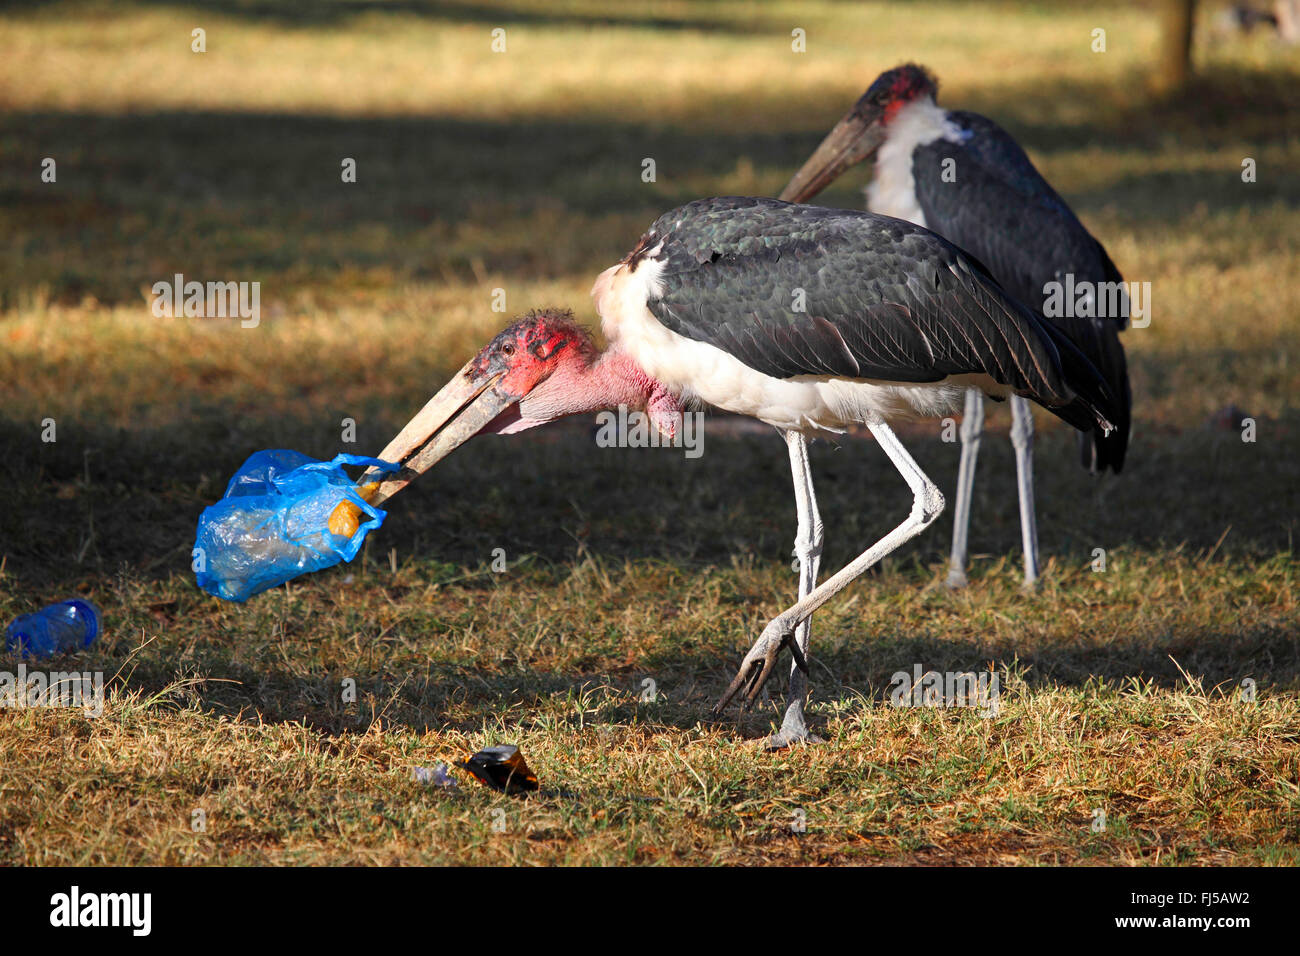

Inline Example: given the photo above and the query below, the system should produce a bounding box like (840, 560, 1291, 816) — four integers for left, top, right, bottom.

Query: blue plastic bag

(194, 450, 399, 603)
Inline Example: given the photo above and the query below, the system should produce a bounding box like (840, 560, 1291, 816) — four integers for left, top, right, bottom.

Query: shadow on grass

(0, 109, 796, 309)
(8, 0, 776, 33)
(2, 404, 1295, 588)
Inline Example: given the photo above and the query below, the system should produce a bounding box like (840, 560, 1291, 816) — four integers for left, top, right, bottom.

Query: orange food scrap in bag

(328, 482, 381, 539)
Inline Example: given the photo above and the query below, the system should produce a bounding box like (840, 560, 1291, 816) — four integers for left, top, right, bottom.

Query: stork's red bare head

(470, 310, 596, 398)
(779, 63, 938, 205)
(862, 63, 938, 121)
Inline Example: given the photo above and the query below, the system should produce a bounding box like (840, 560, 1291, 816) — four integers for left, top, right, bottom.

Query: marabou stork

(780, 64, 1132, 589)
(366, 197, 1118, 748)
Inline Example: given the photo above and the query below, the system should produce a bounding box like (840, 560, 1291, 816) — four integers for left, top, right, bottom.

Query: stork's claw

(712, 623, 807, 715)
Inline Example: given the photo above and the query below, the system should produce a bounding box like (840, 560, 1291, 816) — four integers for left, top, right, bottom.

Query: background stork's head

(374, 309, 596, 483)
(864, 63, 939, 118)
(779, 63, 938, 205)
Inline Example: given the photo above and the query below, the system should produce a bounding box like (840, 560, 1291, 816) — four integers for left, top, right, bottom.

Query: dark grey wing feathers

(911, 112, 1131, 470)
(633, 197, 1112, 432)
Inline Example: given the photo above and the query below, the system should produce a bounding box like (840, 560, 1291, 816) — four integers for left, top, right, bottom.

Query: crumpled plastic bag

(194, 450, 399, 603)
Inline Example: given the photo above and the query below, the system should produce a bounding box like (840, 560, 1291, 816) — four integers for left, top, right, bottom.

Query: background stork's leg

(1009, 395, 1040, 589)
(715, 421, 945, 714)
(766, 431, 825, 749)
(947, 388, 984, 589)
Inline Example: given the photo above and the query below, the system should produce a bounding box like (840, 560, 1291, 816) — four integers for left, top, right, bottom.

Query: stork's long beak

(363, 356, 520, 506)
(779, 104, 887, 204)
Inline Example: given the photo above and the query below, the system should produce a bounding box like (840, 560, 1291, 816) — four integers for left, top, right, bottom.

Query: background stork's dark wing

(912, 111, 1131, 471)
(636, 197, 1115, 434)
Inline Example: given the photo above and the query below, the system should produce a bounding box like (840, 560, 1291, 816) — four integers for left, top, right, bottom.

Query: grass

(0, 0, 1298, 865)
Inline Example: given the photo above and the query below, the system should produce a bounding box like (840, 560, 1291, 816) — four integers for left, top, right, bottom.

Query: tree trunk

(1153, 0, 1196, 95)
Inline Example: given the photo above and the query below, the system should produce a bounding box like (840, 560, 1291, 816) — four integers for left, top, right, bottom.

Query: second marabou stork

(780, 64, 1132, 589)
(365, 197, 1119, 748)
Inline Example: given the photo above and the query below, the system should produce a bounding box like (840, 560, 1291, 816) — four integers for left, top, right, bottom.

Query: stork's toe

(712, 621, 804, 715)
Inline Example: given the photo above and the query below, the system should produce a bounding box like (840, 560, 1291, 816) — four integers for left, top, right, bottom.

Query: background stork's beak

(363, 356, 520, 505)
(779, 104, 887, 204)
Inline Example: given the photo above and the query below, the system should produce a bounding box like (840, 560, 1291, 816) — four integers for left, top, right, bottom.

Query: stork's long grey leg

(1009, 395, 1040, 589)
(765, 431, 825, 749)
(947, 388, 984, 589)
(715, 421, 945, 716)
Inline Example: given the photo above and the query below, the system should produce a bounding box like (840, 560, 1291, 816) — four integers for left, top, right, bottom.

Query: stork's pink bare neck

(489, 347, 683, 438)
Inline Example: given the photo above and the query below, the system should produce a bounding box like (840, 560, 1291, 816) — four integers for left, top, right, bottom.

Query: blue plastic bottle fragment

(194, 450, 400, 603)
(5, 600, 101, 659)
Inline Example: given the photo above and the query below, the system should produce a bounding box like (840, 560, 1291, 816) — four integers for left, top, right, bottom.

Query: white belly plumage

(592, 258, 994, 435)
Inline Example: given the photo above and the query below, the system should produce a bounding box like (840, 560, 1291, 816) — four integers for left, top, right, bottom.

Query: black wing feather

(633, 198, 1115, 434)
(911, 112, 1131, 471)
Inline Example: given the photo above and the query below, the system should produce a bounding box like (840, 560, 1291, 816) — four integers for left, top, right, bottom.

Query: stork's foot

(764, 728, 825, 750)
(712, 619, 806, 715)
(1020, 574, 1039, 594)
(764, 705, 824, 750)
(946, 567, 969, 589)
